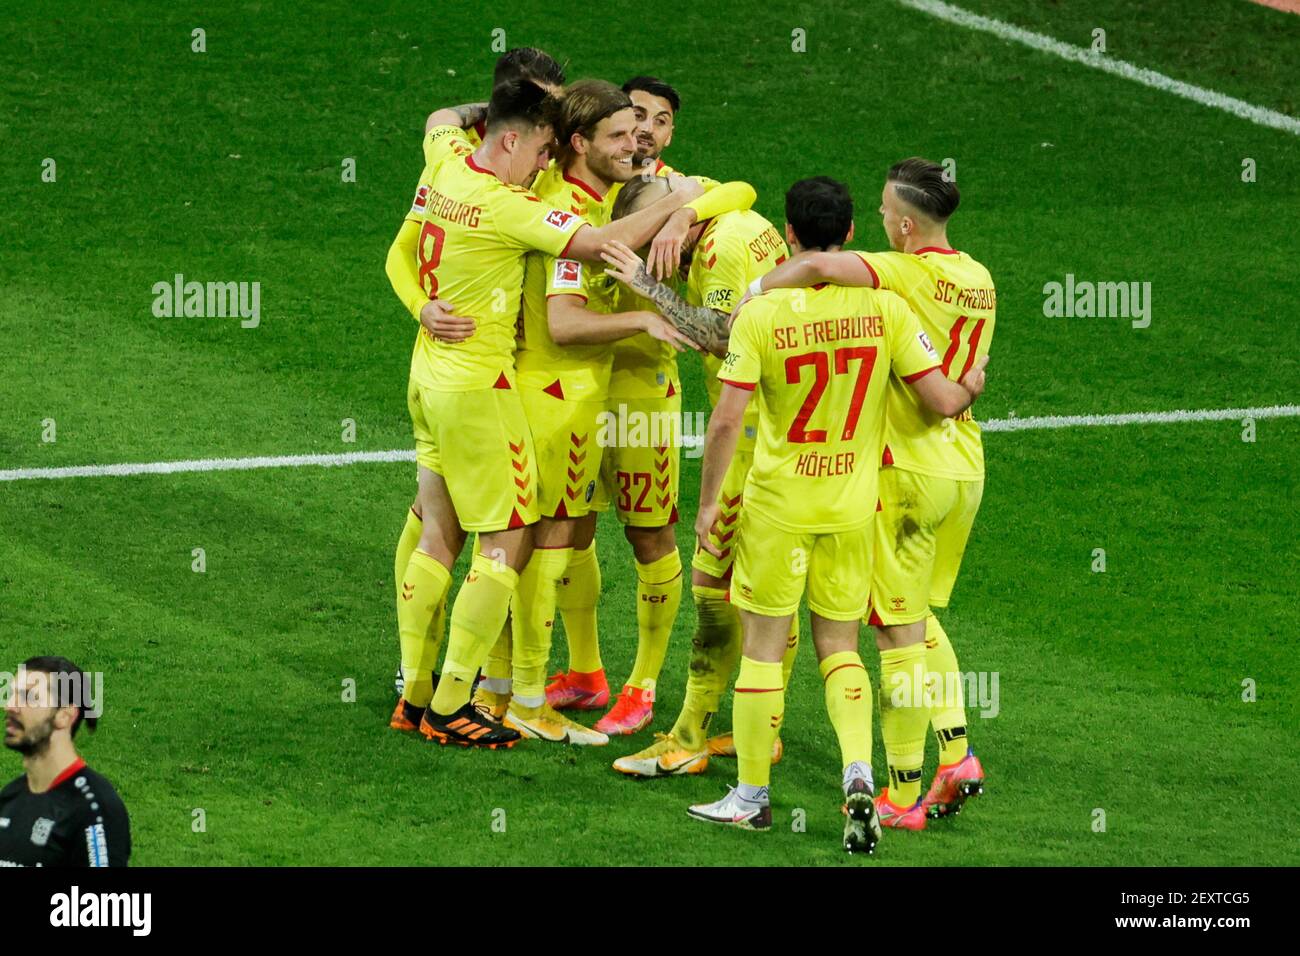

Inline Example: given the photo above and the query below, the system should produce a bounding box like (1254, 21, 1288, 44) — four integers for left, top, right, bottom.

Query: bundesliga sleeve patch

(409, 185, 430, 215)
(552, 259, 583, 289)
(544, 209, 577, 231)
(917, 330, 938, 358)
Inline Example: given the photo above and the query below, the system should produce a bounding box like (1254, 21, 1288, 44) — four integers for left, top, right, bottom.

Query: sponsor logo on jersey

(544, 209, 577, 231)
(704, 288, 735, 310)
(552, 259, 582, 289)
(86, 823, 107, 866)
(917, 330, 937, 358)
(30, 817, 54, 847)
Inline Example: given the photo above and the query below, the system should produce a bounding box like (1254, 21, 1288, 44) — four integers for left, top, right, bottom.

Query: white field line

(1, 405, 1295, 482)
(0, 449, 415, 482)
(895, 0, 1300, 136)
(978, 403, 1299, 433)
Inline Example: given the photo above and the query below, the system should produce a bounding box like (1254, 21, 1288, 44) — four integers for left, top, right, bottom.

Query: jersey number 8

(417, 221, 447, 299)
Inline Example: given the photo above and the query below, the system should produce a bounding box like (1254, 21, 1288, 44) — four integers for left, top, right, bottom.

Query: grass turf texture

(2, 0, 1297, 864)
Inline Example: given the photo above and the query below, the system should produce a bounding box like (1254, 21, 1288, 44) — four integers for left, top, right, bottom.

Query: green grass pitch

(2, 0, 1297, 865)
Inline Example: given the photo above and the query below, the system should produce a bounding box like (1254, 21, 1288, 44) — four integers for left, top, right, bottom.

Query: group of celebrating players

(384, 47, 996, 854)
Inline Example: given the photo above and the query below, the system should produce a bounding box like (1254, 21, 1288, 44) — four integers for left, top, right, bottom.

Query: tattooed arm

(425, 102, 489, 133)
(599, 241, 731, 357)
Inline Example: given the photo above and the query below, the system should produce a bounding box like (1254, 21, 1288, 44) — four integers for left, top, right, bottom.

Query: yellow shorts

(690, 445, 753, 580)
(408, 377, 540, 533)
(519, 386, 605, 520)
(869, 467, 985, 625)
(732, 509, 872, 621)
(592, 394, 682, 527)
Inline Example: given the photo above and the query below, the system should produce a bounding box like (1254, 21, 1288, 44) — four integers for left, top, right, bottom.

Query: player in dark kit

(0, 656, 130, 867)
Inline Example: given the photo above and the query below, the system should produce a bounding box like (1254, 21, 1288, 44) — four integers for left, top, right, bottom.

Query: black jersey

(0, 759, 130, 867)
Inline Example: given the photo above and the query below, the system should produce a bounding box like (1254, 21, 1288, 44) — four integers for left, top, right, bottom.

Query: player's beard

(3, 713, 55, 756)
(592, 147, 637, 185)
(633, 142, 659, 168)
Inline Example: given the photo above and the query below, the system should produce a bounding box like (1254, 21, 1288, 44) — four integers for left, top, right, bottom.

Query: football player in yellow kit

(597, 178, 801, 777)
(390, 48, 566, 704)
(743, 158, 996, 827)
(383, 79, 705, 748)
(421, 47, 567, 155)
(544, 78, 761, 737)
(486, 80, 701, 747)
(685, 177, 987, 853)
(625, 75, 678, 175)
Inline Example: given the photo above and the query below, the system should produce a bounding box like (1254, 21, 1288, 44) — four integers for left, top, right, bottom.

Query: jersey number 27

(785, 346, 877, 443)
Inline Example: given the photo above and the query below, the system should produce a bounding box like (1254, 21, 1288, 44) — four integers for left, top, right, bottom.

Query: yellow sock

(394, 508, 422, 602)
(627, 549, 683, 691)
(781, 615, 799, 688)
(480, 618, 512, 698)
(925, 613, 970, 765)
(556, 541, 602, 672)
(394, 509, 445, 695)
(509, 546, 572, 713)
(431, 554, 519, 715)
(671, 585, 741, 749)
(395, 511, 448, 697)
(879, 643, 929, 806)
(398, 550, 452, 708)
(819, 651, 872, 768)
(733, 656, 784, 788)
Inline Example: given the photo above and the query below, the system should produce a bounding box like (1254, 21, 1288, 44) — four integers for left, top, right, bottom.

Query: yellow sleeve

(385, 219, 427, 320)
(423, 125, 473, 169)
(857, 251, 925, 298)
(544, 255, 590, 302)
(492, 186, 586, 256)
(719, 299, 766, 388)
(686, 180, 756, 222)
(885, 296, 942, 381)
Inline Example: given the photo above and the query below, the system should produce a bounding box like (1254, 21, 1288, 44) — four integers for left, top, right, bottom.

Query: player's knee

(479, 525, 534, 572)
(571, 514, 598, 551)
(874, 620, 926, 651)
(416, 536, 457, 571)
(533, 516, 574, 550)
(625, 524, 674, 563)
(691, 567, 727, 590)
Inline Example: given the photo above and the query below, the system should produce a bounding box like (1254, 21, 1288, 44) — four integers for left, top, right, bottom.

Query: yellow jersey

(605, 158, 683, 400)
(691, 209, 789, 451)
(421, 119, 487, 168)
(407, 127, 585, 391)
(516, 163, 620, 402)
(720, 285, 941, 533)
(855, 248, 996, 480)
